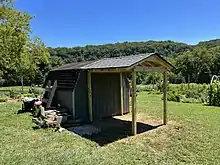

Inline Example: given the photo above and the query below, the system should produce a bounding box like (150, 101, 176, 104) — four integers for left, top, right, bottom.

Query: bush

(0, 86, 44, 99)
(208, 83, 220, 106)
(9, 90, 21, 99)
(182, 97, 201, 104)
(167, 91, 182, 102)
(23, 93, 35, 98)
(185, 90, 201, 99)
(0, 97, 8, 102)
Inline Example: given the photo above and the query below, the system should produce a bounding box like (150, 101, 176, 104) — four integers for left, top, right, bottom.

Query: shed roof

(52, 53, 174, 71)
(81, 53, 154, 69)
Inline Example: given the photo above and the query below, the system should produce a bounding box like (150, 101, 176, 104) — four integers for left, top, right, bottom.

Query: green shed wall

(91, 73, 121, 119)
(74, 71, 89, 122)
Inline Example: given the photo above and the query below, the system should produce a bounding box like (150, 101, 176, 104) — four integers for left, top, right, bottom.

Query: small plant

(167, 91, 182, 102)
(23, 93, 35, 98)
(0, 97, 8, 102)
(9, 90, 21, 99)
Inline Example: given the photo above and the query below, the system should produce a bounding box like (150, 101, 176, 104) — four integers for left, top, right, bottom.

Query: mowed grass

(0, 93, 220, 165)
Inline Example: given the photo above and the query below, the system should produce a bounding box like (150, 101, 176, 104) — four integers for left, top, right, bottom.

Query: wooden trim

(46, 80, 57, 108)
(132, 69, 137, 135)
(90, 68, 130, 73)
(72, 90, 75, 120)
(135, 66, 167, 72)
(120, 73, 124, 115)
(147, 55, 173, 71)
(163, 71, 167, 125)
(87, 71, 93, 122)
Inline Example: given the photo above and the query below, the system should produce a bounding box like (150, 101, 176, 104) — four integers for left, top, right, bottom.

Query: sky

(15, 0, 220, 47)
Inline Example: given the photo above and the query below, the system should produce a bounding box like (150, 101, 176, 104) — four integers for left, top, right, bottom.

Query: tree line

(1, 0, 220, 87)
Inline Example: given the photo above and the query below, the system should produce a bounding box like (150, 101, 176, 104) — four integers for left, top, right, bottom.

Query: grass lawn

(0, 92, 220, 165)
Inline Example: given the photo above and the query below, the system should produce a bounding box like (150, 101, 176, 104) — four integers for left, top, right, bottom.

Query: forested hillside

(1, 0, 220, 86)
(47, 39, 220, 85)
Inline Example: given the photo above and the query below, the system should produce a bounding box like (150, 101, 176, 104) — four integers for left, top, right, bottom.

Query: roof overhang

(51, 53, 174, 73)
(88, 53, 174, 73)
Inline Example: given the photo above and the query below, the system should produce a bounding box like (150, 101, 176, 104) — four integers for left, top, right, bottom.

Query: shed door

(92, 73, 121, 119)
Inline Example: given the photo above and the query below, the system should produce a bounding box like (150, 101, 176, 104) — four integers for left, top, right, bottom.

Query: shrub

(185, 90, 201, 99)
(208, 83, 220, 106)
(182, 97, 201, 104)
(23, 93, 35, 98)
(0, 97, 8, 102)
(9, 90, 21, 99)
(28, 87, 44, 97)
(167, 91, 182, 102)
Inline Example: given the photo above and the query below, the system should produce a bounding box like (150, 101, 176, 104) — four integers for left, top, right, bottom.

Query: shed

(42, 52, 174, 135)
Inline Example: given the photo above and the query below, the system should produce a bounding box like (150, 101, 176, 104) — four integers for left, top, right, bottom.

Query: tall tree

(0, 0, 50, 85)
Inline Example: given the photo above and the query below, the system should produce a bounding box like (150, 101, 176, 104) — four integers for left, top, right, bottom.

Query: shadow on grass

(67, 117, 162, 146)
(17, 109, 29, 114)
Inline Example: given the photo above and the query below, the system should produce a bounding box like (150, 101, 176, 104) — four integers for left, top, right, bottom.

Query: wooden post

(87, 71, 93, 122)
(120, 73, 124, 115)
(72, 90, 75, 120)
(163, 71, 167, 125)
(132, 69, 137, 135)
(21, 76, 23, 94)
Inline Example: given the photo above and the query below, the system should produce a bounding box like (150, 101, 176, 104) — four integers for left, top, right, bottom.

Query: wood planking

(87, 71, 93, 122)
(120, 72, 124, 115)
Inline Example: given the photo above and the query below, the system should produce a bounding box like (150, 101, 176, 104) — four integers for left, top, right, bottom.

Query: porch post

(87, 71, 93, 122)
(163, 71, 167, 125)
(132, 69, 137, 135)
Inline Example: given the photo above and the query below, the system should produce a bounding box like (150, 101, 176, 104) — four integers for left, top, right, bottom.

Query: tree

(0, 0, 50, 86)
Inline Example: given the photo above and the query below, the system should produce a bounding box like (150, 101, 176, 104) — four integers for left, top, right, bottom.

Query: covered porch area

(83, 53, 174, 135)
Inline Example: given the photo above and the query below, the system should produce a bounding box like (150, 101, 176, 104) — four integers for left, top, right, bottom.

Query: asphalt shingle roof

(52, 61, 94, 71)
(81, 53, 154, 69)
(53, 53, 157, 71)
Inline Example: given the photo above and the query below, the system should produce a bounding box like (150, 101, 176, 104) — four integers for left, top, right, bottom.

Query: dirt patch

(7, 99, 19, 103)
(114, 113, 163, 126)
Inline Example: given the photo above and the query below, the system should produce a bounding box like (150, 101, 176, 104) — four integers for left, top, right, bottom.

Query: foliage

(138, 83, 209, 104)
(46, 40, 220, 86)
(0, 96, 8, 102)
(0, 0, 50, 86)
(167, 91, 182, 102)
(0, 86, 44, 99)
(208, 81, 220, 106)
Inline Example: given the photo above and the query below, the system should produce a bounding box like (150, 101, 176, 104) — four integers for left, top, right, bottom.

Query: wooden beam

(120, 73, 124, 115)
(87, 71, 93, 122)
(132, 69, 137, 135)
(147, 55, 172, 71)
(163, 71, 167, 125)
(90, 67, 130, 73)
(135, 66, 167, 72)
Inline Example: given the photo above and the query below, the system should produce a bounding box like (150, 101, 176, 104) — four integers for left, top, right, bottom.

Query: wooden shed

(42, 53, 174, 135)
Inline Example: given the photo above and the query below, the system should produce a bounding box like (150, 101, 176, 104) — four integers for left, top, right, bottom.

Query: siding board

(74, 71, 89, 122)
(92, 73, 121, 119)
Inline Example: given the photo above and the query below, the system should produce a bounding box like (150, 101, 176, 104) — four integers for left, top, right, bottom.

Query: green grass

(0, 92, 220, 164)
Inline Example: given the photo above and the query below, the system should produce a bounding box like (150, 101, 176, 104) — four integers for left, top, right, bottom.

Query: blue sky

(15, 0, 220, 47)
